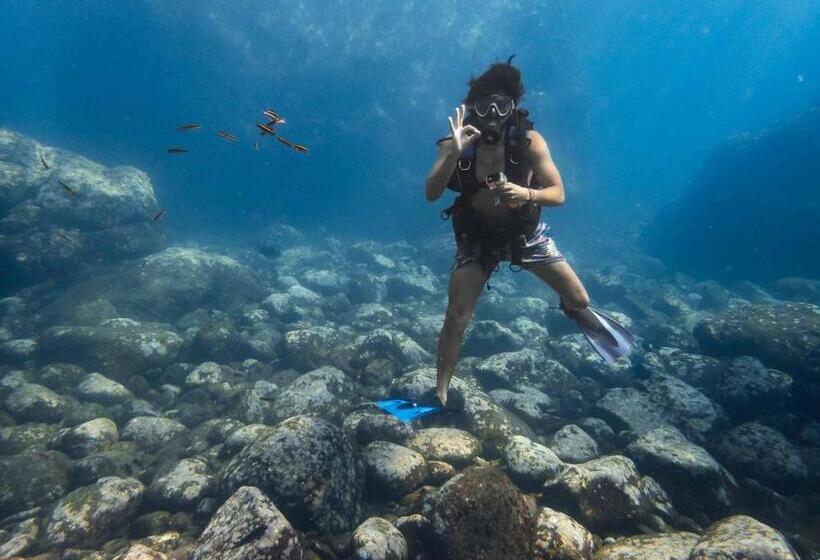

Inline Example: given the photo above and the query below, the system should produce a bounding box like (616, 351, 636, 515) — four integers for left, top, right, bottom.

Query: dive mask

(473, 94, 515, 117)
(473, 94, 515, 145)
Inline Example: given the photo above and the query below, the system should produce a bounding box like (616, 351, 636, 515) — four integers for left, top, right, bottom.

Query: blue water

(2, 1, 817, 242)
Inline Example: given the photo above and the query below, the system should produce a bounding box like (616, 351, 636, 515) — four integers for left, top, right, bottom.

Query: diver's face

(473, 94, 515, 145)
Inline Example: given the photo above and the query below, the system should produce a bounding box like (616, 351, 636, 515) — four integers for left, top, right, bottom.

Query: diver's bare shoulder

(525, 129, 565, 204)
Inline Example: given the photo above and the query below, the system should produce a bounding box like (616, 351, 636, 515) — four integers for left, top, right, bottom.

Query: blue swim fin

(376, 399, 446, 422)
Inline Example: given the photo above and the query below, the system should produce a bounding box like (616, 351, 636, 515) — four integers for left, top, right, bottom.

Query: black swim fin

(563, 305, 635, 364)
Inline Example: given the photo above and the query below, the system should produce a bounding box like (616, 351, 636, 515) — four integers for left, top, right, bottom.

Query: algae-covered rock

(45, 476, 144, 549)
(221, 415, 363, 534)
(37, 319, 183, 380)
(427, 466, 533, 560)
(352, 517, 407, 560)
(188, 485, 304, 560)
(689, 515, 798, 559)
(362, 441, 428, 499)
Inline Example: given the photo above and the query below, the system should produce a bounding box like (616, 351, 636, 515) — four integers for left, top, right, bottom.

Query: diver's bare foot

(437, 385, 448, 407)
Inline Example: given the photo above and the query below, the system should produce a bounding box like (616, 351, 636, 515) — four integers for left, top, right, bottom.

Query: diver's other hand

(497, 182, 530, 208)
(447, 104, 481, 154)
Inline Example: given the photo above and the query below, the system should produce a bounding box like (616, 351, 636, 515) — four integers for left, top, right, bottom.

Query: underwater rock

(343, 408, 413, 447)
(542, 455, 674, 532)
(0, 450, 71, 516)
(116, 544, 170, 560)
(221, 415, 363, 534)
(45, 476, 144, 549)
(189, 318, 252, 362)
(220, 424, 274, 458)
(532, 506, 596, 560)
(0, 128, 165, 294)
(426, 460, 456, 484)
(35, 362, 88, 393)
(50, 417, 119, 459)
(502, 435, 566, 490)
(637, 347, 727, 394)
(462, 320, 525, 358)
(773, 276, 820, 304)
(693, 302, 820, 384)
(76, 372, 134, 405)
(121, 416, 188, 452)
(301, 268, 348, 296)
(0, 422, 58, 454)
(551, 425, 600, 464)
(352, 517, 408, 560)
(4, 381, 70, 423)
(280, 326, 343, 371)
(714, 422, 808, 493)
(407, 428, 481, 467)
(37, 319, 183, 380)
(578, 418, 618, 453)
(362, 441, 428, 499)
(475, 349, 556, 392)
(43, 247, 266, 324)
(625, 426, 732, 518)
(427, 466, 533, 560)
(0, 338, 36, 365)
(712, 356, 793, 421)
(595, 373, 725, 443)
(643, 107, 820, 283)
(271, 366, 357, 425)
(594, 531, 699, 559)
(71, 441, 143, 485)
(146, 457, 215, 511)
(349, 329, 433, 370)
(189, 485, 304, 560)
(0, 517, 39, 558)
(489, 386, 561, 428)
(385, 269, 437, 300)
(689, 515, 799, 559)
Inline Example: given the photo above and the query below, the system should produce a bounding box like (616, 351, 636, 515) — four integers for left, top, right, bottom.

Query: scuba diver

(425, 58, 634, 407)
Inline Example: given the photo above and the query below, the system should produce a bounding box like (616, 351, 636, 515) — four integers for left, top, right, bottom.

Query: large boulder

(689, 515, 799, 559)
(595, 374, 726, 443)
(41, 247, 266, 323)
(45, 476, 144, 549)
(221, 415, 363, 534)
(0, 128, 164, 294)
(4, 382, 70, 423)
(0, 451, 71, 517)
(146, 457, 216, 511)
(189, 485, 304, 560)
(542, 455, 674, 532)
(427, 467, 533, 560)
(36, 319, 183, 380)
(693, 302, 820, 384)
(594, 532, 699, 560)
(625, 426, 732, 518)
(50, 417, 119, 459)
(407, 428, 481, 467)
(352, 517, 408, 560)
(642, 108, 820, 284)
(271, 366, 357, 425)
(502, 435, 566, 490)
(532, 507, 596, 560)
(714, 422, 808, 493)
(712, 356, 793, 421)
(362, 441, 428, 498)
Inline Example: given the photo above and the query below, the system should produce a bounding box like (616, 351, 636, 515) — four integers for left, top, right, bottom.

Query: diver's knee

(561, 290, 590, 312)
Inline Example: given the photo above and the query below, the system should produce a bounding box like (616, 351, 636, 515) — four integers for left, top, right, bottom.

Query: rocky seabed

(1, 129, 818, 559)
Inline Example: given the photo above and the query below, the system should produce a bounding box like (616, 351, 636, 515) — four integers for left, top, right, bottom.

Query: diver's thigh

(526, 260, 589, 305)
(447, 262, 487, 311)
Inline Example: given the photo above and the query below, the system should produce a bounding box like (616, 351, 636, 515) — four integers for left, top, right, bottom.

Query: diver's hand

(497, 182, 530, 208)
(447, 104, 481, 154)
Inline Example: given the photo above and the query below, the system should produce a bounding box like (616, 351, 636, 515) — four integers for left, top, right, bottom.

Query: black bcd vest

(439, 109, 542, 267)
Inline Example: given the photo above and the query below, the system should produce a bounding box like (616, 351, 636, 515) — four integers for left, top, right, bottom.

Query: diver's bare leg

(526, 260, 617, 335)
(525, 260, 590, 311)
(436, 262, 487, 406)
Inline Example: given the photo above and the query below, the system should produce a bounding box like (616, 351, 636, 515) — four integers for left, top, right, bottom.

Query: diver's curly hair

(464, 56, 525, 105)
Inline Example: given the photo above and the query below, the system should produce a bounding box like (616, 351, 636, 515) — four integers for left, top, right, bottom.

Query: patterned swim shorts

(453, 221, 565, 273)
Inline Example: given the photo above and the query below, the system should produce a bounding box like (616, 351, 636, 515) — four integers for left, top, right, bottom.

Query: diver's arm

(526, 130, 566, 206)
(424, 140, 460, 202)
